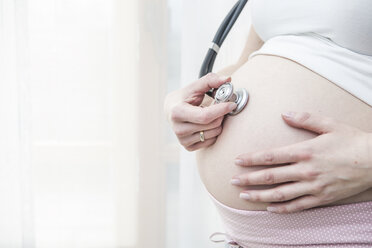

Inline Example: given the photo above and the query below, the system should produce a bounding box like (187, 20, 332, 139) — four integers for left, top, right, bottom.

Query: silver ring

(199, 131, 205, 142)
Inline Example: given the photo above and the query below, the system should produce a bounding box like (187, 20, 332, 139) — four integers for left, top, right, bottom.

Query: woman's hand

(231, 111, 372, 213)
(164, 73, 237, 151)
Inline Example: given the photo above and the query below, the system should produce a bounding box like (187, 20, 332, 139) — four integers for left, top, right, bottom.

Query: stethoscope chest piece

(214, 83, 249, 115)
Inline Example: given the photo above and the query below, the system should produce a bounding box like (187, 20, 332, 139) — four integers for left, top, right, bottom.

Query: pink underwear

(207, 190, 372, 248)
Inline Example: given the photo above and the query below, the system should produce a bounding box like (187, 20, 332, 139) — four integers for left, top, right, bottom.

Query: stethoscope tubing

(216, 0, 247, 46)
(199, 0, 248, 90)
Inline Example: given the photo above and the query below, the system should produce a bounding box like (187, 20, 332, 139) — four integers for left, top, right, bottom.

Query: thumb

(188, 73, 231, 94)
(281, 111, 341, 134)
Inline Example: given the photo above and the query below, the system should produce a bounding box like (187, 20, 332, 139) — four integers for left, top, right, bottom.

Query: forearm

(216, 63, 243, 77)
(217, 28, 264, 77)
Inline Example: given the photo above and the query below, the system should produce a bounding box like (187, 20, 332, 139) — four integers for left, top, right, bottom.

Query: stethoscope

(199, 0, 248, 115)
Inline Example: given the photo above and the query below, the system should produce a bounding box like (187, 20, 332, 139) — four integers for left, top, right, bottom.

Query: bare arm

(217, 26, 264, 77)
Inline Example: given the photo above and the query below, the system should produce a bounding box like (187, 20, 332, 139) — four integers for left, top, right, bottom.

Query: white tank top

(249, 0, 372, 106)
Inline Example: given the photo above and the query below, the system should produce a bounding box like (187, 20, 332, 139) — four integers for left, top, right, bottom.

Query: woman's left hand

(231, 112, 372, 213)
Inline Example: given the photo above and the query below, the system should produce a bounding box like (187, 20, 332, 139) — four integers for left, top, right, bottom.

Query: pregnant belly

(196, 55, 372, 211)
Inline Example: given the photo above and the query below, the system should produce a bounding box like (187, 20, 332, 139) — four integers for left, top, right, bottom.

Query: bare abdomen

(196, 55, 372, 211)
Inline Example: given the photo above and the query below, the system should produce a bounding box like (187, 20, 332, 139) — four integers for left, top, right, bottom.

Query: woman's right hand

(164, 73, 237, 151)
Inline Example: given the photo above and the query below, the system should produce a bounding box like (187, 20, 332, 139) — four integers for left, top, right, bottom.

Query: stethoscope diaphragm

(214, 83, 249, 115)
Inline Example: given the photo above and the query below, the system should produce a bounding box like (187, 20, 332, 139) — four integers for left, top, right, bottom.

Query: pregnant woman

(164, 0, 372, 247)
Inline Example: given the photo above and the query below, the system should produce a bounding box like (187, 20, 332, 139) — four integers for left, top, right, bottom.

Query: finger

(186, 137, 217, 152)
(179, 127, 222, 147)
(171, 101, 236, 124)
(235, 143, 312, 167)
(281, 111, 344, 134)
(173, 116, 224, 138)
(239, 182, 315, 203)
(188, 73, 231, 94)
(231, 164, 319, 186)
(267, 195, 322, 213)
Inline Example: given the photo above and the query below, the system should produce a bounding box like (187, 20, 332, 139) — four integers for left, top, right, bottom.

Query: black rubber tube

(199, 0, 248, 97)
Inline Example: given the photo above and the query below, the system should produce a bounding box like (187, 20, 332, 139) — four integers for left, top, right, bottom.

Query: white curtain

(0, 0, 139, 247)
(0, 0, 251, 247)
(0, 0, 34, 246)
(177, 0, 251, 247)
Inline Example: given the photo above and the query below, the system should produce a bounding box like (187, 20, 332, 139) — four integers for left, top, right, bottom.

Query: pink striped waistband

(206, 190, 372, 248)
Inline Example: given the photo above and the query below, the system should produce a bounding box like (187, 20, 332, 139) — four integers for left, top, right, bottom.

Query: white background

(0, 0, 251, 247)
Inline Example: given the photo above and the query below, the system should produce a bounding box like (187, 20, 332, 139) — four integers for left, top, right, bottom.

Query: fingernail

(235, 159, 244, 166)
(230, 178, 241, 185)
(267, 206, 278, 212)
(282, 111, 296, 119)
(229, 103, 237, 111)
(240, 193, 250, 200)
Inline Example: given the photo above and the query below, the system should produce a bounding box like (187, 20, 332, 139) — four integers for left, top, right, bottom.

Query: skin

(164, 27, 372, 212)
(232, 111, 372, 213)
(196, 54, 372, 211)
